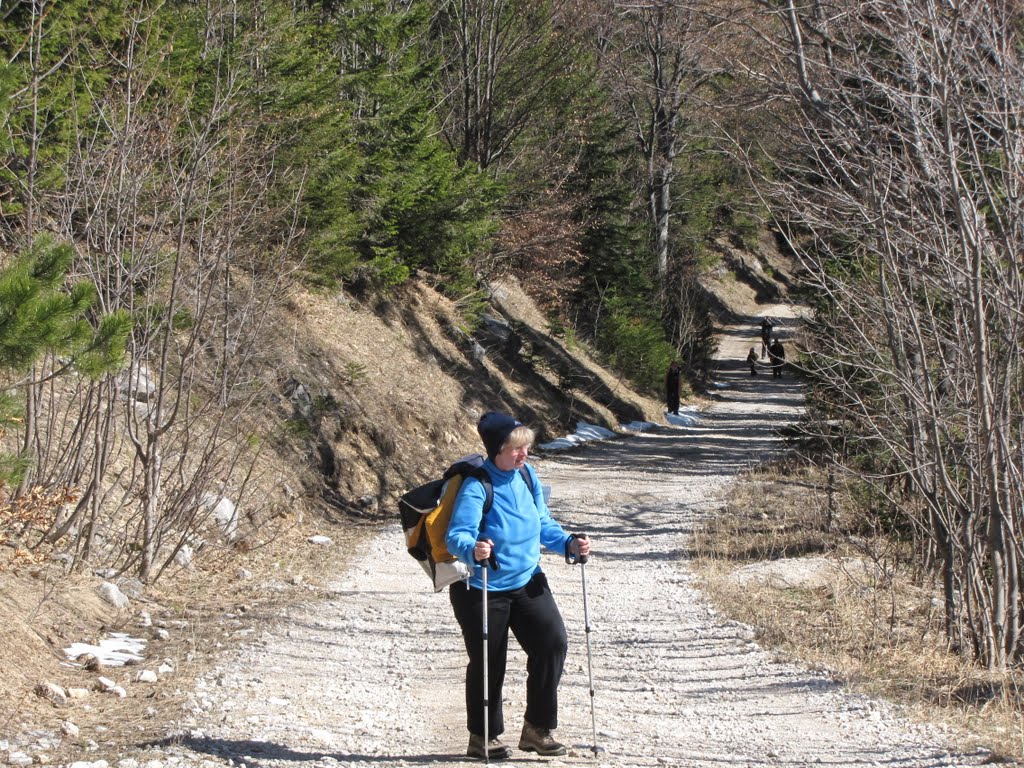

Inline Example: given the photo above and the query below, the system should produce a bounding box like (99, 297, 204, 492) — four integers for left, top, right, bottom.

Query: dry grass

(691, 462, 1024, 763)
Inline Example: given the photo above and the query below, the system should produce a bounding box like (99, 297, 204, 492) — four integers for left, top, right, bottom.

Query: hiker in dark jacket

(760, 316, 774, 357)
(665, 360, 681, 415)
(447, 411, 591, 761)
(768, 338, 786, 378)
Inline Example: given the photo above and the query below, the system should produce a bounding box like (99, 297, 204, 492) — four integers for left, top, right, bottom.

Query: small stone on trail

(96, 676, 117, 691)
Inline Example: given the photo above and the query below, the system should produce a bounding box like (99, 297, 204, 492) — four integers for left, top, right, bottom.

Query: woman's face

(494, 440, 529, 472)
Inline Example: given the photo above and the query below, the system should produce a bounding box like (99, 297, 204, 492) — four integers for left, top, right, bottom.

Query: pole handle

(565, 533, 589, 565)
(478, 537, 499, 571)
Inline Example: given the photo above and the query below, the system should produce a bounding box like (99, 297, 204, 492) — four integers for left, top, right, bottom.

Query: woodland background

(1, 0, 1023, 729)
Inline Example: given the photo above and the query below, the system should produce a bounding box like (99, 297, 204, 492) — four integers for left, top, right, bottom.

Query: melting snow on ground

(538, 409, 702, 452)
(63, 632, 147, 667)
(666, 406, 701, 426)
(537, 422, 616, 451)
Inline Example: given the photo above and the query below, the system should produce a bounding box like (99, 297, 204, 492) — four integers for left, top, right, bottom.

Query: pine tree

(0, 236, 129, 487)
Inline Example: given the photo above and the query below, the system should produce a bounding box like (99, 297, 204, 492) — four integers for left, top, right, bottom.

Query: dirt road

(156, 310, 989, 768)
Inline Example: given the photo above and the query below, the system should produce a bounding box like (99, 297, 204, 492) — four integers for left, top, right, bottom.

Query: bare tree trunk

(594, 0, 726, 281)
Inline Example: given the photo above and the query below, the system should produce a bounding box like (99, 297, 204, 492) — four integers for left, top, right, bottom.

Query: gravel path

(162, 309, 990, 768)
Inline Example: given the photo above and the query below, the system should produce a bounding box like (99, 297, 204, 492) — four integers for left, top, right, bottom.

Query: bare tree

(25, 1, 307, 581)
(430, 0, 584, 171)
(742, 0, 1024, 667)
(592, 0, 730, 278)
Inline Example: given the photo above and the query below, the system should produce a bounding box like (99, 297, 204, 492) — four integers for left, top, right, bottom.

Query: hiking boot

(518, 721, 566, 756)
(467, 733, 511, 761)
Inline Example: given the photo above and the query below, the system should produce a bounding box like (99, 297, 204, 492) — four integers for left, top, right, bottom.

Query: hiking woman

(446, 411, 591, 761)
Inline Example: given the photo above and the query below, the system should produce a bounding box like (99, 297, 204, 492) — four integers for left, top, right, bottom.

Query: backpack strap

(468, 466, 496, 516)
(519, 465, 535, 495)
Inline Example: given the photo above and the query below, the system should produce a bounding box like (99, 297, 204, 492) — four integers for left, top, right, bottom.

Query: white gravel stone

(59, 722, 79, 738)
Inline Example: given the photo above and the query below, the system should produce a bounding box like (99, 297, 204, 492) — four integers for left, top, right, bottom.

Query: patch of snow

(620, 420, 657, 432)
(63, 633, 146, 667)
(667, 406, 701, 427)
(538, 421, 616, 451)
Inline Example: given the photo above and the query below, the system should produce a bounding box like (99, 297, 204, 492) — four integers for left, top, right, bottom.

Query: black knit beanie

(477, 411, 522, 460)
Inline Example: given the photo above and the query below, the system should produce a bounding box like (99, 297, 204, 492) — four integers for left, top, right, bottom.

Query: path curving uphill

(161, 306, 988, 768)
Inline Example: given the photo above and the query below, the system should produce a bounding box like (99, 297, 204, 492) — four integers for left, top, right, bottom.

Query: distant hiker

(447, 411, 592, 761)
(665, 360, 681, 415)
(760, 317, 775, 357)
(746, 345, 760, 376)
(768, 338, 786, 378)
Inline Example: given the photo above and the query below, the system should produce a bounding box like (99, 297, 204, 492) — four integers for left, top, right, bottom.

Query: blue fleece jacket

(446, 459, 570, 591)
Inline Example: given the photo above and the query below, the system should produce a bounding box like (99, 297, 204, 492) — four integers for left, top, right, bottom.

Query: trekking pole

(480, 541, 499, 764)
(482, 559, 490, 765)
(568, 534, 599, 757)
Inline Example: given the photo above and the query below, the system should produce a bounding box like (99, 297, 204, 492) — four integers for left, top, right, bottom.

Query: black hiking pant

(449, 572, 568, 738)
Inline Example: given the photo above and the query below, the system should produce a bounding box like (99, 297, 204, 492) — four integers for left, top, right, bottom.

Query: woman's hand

(474, 538, 494, 562)
(569, 533, 591, 559)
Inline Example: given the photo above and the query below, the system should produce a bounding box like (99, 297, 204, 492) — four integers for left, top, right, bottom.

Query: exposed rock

(33, 682, 67, 707)
(120, 364, 156, 403)
(77, 654, 101, 672)
(728, 556, 882, 590)
(98, 582, 130, 610)
(95, 676, 117, 691)
(173, 545, 194, 567)
(114, 577, 145, 600)
(199, 493, 238, 541)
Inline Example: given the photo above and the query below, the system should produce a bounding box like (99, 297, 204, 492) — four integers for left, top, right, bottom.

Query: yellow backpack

(398, 454, 532, 591)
